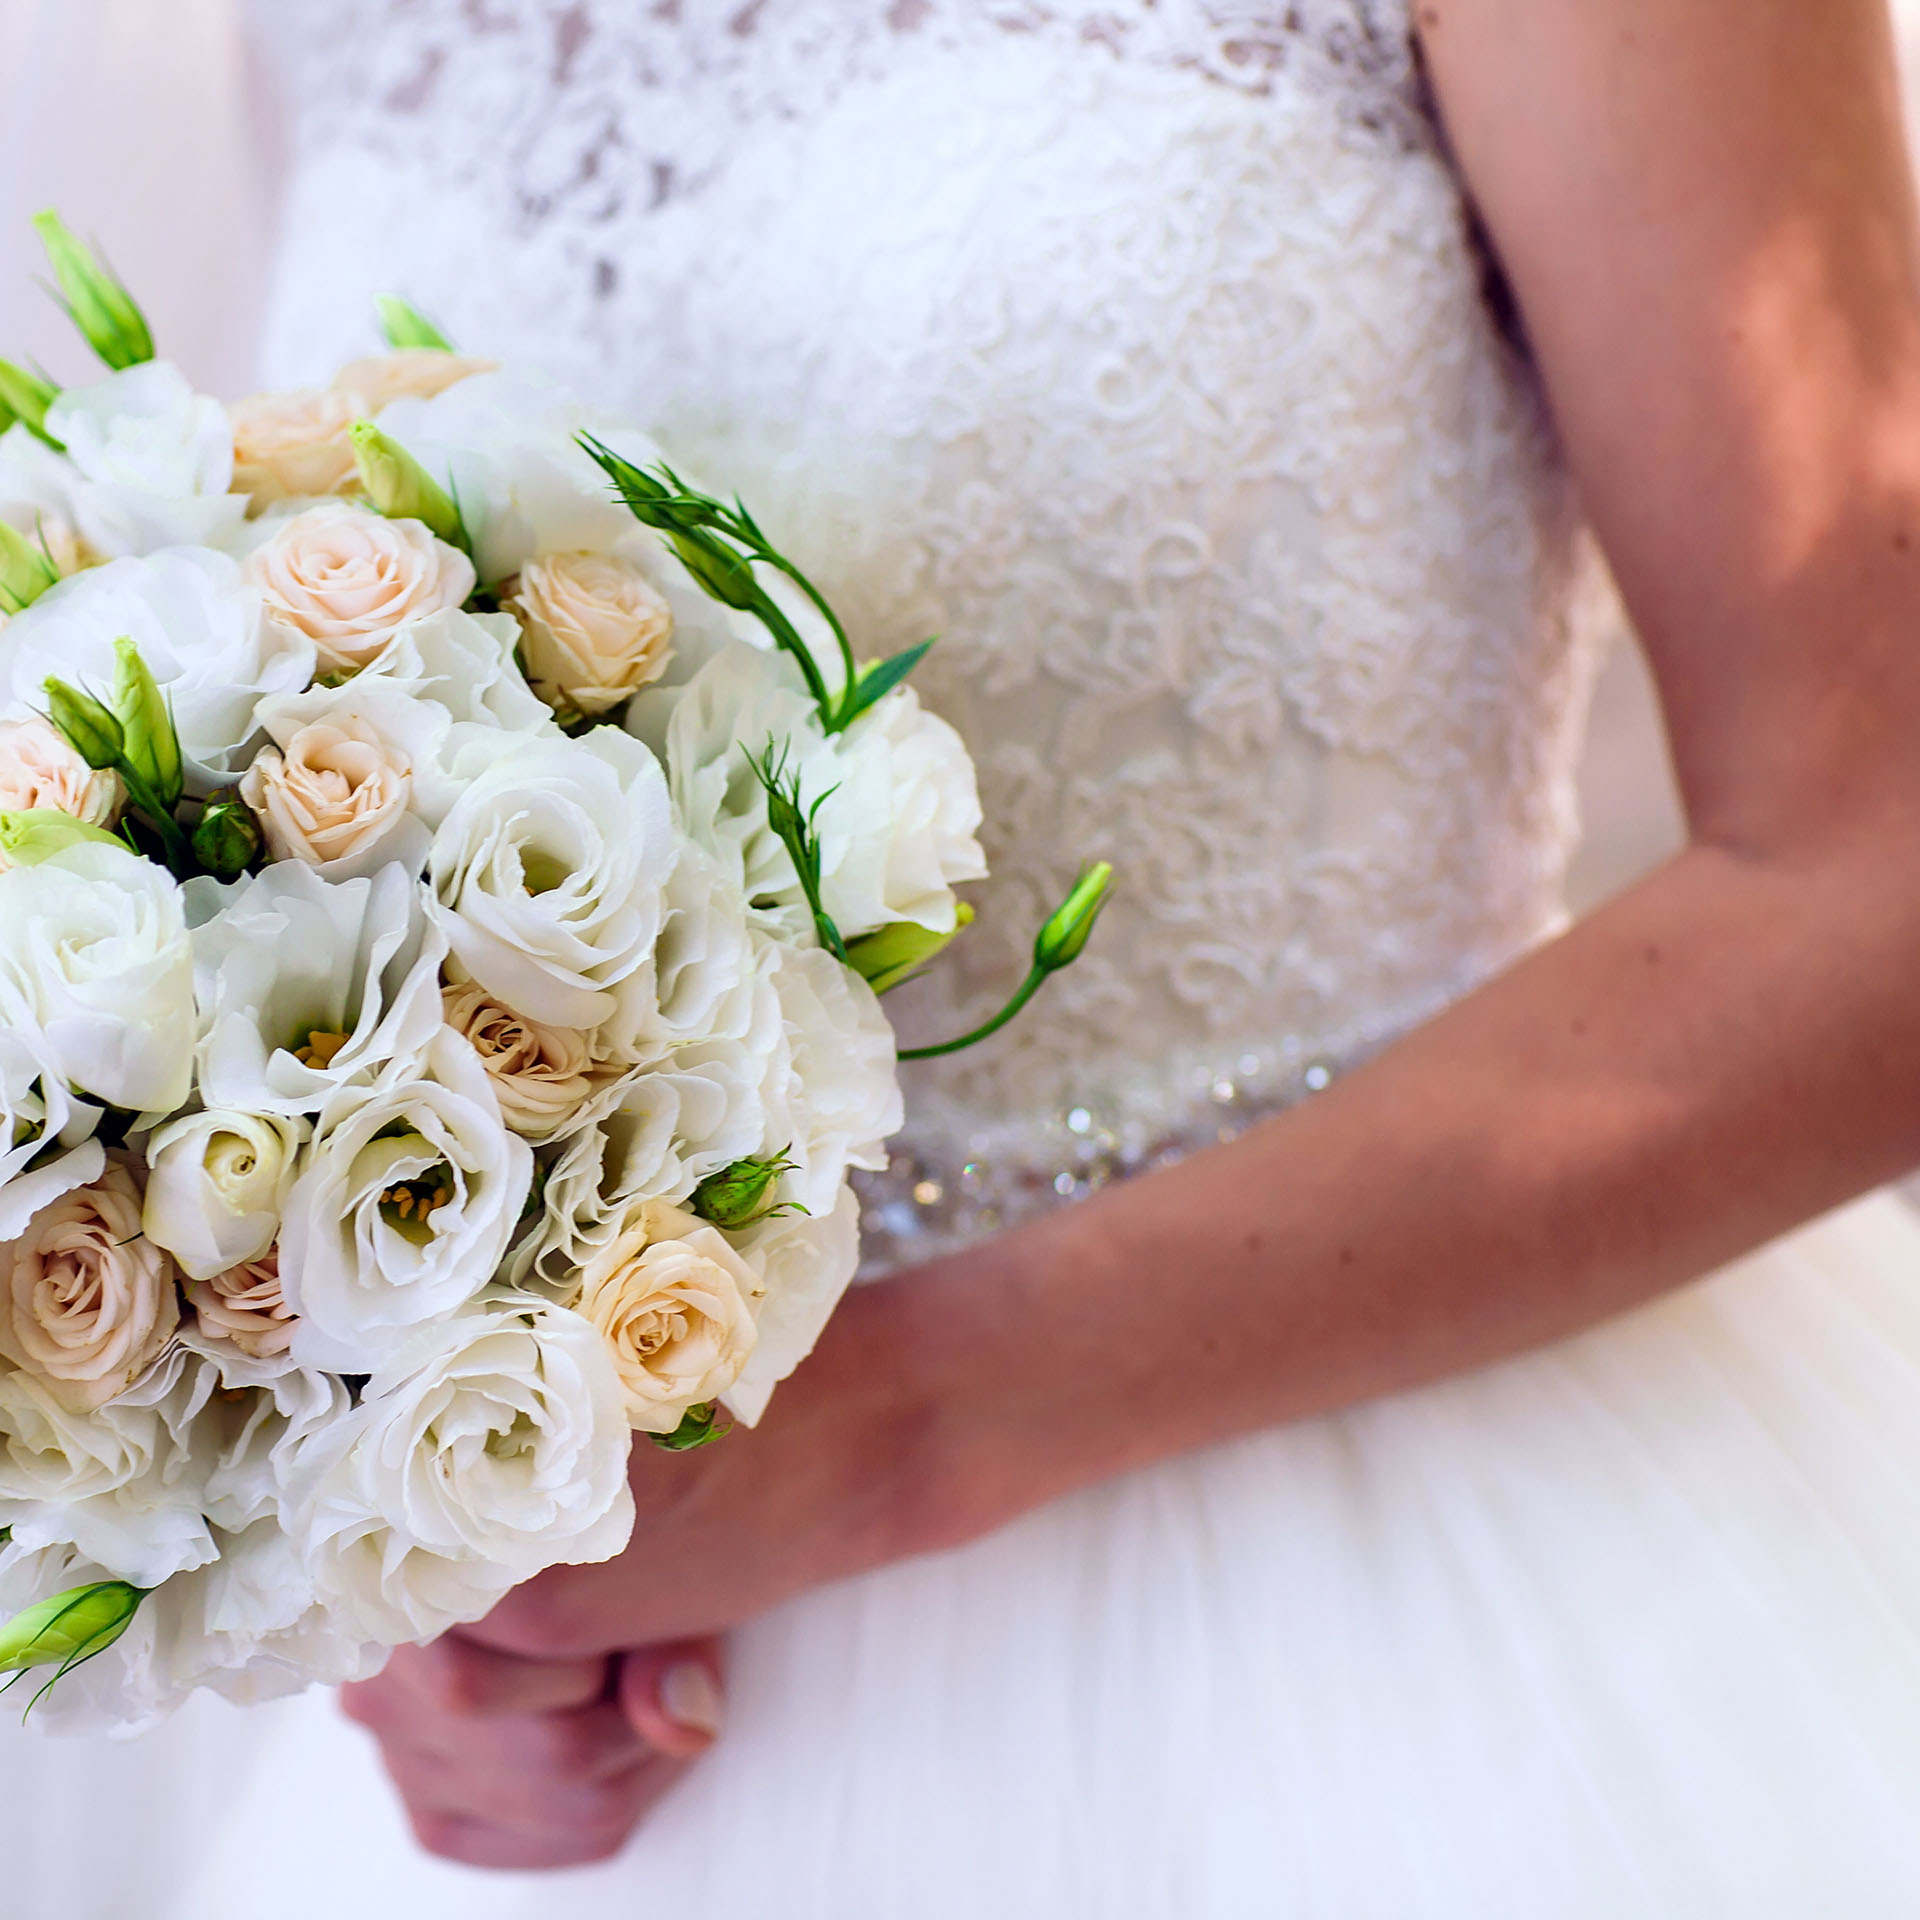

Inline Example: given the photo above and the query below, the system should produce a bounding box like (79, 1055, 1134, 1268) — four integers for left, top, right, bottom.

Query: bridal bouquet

(0, 217, 1108, 1733)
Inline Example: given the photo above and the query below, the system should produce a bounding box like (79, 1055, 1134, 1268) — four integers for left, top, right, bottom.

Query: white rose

(246, 502, 476, 675)
(723, 1188, 861, 1426)
(332, 350, 497, 414)
(441, 980, 597, 1140)
(506, 551, 674, 718)
(285, 1291, 633, 1645)
(0, 841, 195, 1114)
(239, 715, 430, 880)
(184, 1250, 299, 1362)
(278, 1028, 533, 1372)
(0, 1025, 103, 1243)
(230, 386, 364, 509)
(427, 727, 675, 1029)
(142, 1111, 308, 1282)
(643, 642, 986, 945)
(0, 718, 122, 864)
(189, 860, 448, 1115)
(573, 1202, 760, 1433)
(0, 547, 315, 785)
(39, 362, 247, 557)
(0, 1161, 180, 1412)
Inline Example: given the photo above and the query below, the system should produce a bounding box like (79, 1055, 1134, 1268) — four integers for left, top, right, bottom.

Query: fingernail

(659, 1660, 724, 1739)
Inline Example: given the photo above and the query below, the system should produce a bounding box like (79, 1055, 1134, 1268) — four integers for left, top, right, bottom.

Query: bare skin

(346, 0, 1920, 1870)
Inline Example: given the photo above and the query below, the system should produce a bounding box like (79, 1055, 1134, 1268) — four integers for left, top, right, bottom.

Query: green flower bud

(349, 420, 466, 548)
(33, 212, 154, 371)
(0, 520, 59, 615)
(375, 294, 454, 353)
(190, 794, 263, 881)
(0, 1580, 145, 1677)
(43, 677, 124, 771)
(689, 1151, 797, 1231)
(109, 637, 183, 809)
(0, 809, 125, 866)
(846, 903, 975, 994)
(648, 1402, 732, 1453)
(0, 360, 62, 447)
(1034, 862, 1115, 973)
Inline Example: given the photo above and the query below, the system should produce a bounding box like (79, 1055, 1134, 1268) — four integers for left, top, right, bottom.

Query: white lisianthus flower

(189, 861, 448, 1115)
(0, 841, 195, 1114)
(143, 1111, 308, 1283)
(246, 502, 476, 676)
(600, 838, 762, 1062)
(759, 940, 902, 1217)
(427, 727, 675, 1030)
(573, 1201, 761, 1433)
(284, 1291, 634, 1645)
(509, 991, 778, 1294)
(0, 1024, 103, 1244)
(722, 1188, 861, 1426)
(0, 1160, 181, 1413)
(35, 363, 247, 557)
(262, 605, 554, 738)
(229, 386, 365, 509)
(641, 641, 986, 945)
(0, 548, 315, 785)
(278, 1028, 533, 1372)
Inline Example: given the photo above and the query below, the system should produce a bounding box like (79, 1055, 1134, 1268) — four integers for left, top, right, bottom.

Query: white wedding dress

(16, 0, 1920, 1912)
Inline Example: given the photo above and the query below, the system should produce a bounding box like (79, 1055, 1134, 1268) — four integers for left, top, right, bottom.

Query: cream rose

(0, 1162, 180, 1411)
(441, 981, 596, 1139)
(574, 1202, 761, 1433)
(0, 718, 122, 866)
(239, 717, 421, 876)
(230, 387, 365, 510)
(186, 1250, 297, 1361)
(142, 1110, 307, 1282)
(246, 503, 476, 674)
(332, 351, 498, 414)
(505, 551, 674, 718)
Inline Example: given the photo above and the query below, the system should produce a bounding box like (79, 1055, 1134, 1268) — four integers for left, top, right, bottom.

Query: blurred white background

(0, 0, 1916, 905)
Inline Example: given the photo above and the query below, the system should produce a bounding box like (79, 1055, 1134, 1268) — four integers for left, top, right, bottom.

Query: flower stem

(896, 965, 1049, 1062)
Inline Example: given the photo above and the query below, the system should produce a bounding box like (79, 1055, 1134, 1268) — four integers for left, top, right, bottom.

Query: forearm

(876, 820, 1920, 1553)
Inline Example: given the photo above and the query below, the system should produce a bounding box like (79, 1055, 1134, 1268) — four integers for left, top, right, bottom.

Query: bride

(17, 0, 1920, 1910)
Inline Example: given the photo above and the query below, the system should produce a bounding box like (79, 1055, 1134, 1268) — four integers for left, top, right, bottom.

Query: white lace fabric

(244, 0, 1611, 1261)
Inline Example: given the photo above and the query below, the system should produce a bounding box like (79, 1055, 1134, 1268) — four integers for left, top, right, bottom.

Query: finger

(616, 1638, 727, 1760)
(370, 1633, 612, 1718)
(342, 1689, 647, 1790)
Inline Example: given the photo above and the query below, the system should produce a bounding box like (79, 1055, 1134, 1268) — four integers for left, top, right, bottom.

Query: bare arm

(356, 0, 1920, 1863)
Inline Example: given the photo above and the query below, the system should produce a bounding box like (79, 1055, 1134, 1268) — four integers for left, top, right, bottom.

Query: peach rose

(229, 387, 366, 510)
(0, 1161, 180, 1410)
(186, 1248, 297, 1360)
(0, 718, 122, 869)
(504, 551, 675, 718)
(331, 351, 497, 414)
(239, 717, 415, 872)
(574, 1201, 760, 1433)
(441, 981, 597, 1139)
(245, 502, 476, 674)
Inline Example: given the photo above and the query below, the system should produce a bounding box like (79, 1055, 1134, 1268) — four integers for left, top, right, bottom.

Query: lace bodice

(244, 0, 1609, 1260)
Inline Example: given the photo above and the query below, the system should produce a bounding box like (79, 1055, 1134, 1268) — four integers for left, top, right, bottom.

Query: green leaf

(747, 739, 847, 961)
(375, 294, 454, 352)
(839, 638, 936, 727)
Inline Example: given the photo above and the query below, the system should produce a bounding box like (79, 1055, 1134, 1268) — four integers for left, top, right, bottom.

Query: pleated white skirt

(13, 1189, 1920, 1918)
